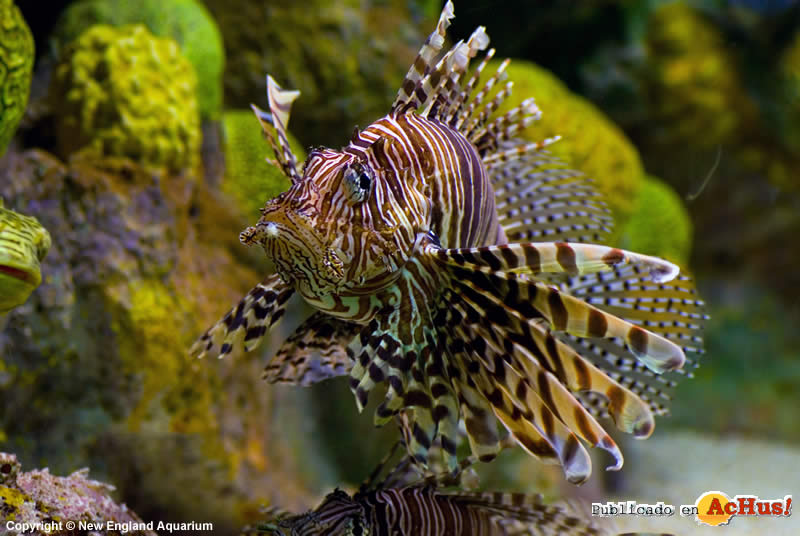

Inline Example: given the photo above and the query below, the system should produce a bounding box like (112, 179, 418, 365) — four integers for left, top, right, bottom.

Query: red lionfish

(192, 1, 706, 483)
(247, 441, 671, 536)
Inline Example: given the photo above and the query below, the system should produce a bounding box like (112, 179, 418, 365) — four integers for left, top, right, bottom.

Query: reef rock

(0, 452, 155, 536)
(0, 149, 329, 532)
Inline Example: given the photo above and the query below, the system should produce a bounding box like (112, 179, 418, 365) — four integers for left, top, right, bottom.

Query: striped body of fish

(256, 487, 607, 536)
(192, 1, 706, 483)
(0, 199, 51, 313)
(249, 443, 668, 536)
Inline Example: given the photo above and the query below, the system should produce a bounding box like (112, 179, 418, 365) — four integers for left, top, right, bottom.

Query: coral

(51, 24, 201, 173)
(0, 0, 34, 157)
(0, 200, 51, 313)
(203, 0, 434, 147)
(220, 110, 305, 219)
(642, 2, 757, 150)
(0, 149, 328, 531)
(0, 452, 156, 535)
(618, 176, 693, 267)
(485, 59, 645, 228)
(52, 0, 224, 121)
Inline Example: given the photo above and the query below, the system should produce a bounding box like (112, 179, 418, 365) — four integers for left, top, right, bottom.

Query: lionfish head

(259, 489, 368, 535)
(240, 147, 417, 302)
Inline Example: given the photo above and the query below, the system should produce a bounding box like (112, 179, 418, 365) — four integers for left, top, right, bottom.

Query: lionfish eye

(343, 164, 372, 203)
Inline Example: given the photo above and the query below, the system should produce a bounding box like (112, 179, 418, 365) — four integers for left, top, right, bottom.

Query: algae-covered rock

(51, 24, 201, 173)
(0, 452, 156, 536)
(0, 0, 34, 157)
(0, 200, 50, 314)
(52, 0, 224, 121)
(204, 0, 433, 147)
(485, 60, 645, 228)
(0, 149, 327, 531)
(618, 176, 693, 267)
(643, 2, 757, 150)
(221, 110, 305, 220)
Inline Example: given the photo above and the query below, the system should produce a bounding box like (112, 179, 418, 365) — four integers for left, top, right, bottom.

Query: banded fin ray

(265, 311, 360, 386)
(557, 265, 708, 418)
(432, 241, 680, 287)
(392, 0, 455, 112)
(347, 300, 462, 470)
(189, 273, 293, 360)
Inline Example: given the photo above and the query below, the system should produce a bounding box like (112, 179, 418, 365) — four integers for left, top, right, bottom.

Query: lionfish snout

(240, 208, 346, 296)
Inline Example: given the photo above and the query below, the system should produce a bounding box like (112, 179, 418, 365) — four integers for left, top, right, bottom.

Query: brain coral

(53, 0, 224, 121)
(0, 0, 34, 157)
(51, 24, 201, 172)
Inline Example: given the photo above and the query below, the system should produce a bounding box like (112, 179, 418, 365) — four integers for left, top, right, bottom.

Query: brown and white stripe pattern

(192, 0, 706, 484)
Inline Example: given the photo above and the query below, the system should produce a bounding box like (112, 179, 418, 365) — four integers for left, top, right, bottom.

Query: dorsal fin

(392, 0, 454, 113)
(265, 75, 301, 183)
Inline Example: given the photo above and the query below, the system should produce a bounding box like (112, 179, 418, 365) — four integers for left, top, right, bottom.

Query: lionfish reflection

(192, 1, 706, 483)
(247, 442, 669, 536)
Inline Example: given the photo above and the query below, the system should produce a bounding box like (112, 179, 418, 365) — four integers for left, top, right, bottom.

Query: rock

(0, 452, 156, 536)
(0, 149, 327, 531)
(0, 0, 34, 157)
(50, 24, 201, 173)
(52, 0, 224, 121)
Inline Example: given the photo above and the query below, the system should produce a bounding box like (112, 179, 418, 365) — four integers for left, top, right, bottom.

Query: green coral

(51, 24, 201, 172)
(486, 59, 644, 228)
(0, 0, 34, 157)
(618, 176, 693, 267)
(52, 0, 224, 121)
(220, 110, 305, 219)
(643, 2, 756, 150)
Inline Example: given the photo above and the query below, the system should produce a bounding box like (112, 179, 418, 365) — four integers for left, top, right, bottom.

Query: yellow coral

(51, 24, 201, 172)
(483, 60, 644, 228)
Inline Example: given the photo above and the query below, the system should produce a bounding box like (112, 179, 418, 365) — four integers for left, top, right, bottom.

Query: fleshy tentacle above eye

(251, 75, 302, 184)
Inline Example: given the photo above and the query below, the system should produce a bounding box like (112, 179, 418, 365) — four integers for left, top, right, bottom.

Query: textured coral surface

(53, 0, 224, 121)
(0, 0, 34, 156)
(0, 452, 156, 536)
(51, 25, 200, 172)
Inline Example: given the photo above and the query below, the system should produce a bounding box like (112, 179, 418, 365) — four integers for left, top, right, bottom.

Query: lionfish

(248, 440, 669, 536)
(192, 1, 705, 483)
